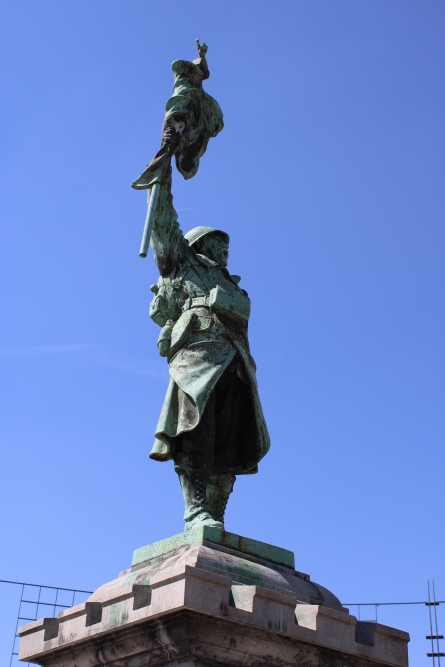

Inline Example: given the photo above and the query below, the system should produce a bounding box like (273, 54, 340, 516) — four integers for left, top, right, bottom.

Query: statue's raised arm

(132, 40, 223, 258)
(145, 127, 188, 276)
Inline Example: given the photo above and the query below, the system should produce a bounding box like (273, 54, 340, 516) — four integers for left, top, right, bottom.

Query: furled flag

(132, 40, 224, 190)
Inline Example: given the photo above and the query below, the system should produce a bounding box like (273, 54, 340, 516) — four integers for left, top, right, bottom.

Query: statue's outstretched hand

(162, 125, 180, 147)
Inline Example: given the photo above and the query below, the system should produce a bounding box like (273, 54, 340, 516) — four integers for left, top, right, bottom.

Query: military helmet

(184, 225, 229, 247)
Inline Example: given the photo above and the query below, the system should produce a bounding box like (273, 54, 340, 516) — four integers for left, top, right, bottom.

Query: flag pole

(139, 182, 161, 258)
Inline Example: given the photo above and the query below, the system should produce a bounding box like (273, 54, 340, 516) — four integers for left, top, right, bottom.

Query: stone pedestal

(18, 527, 409, 667)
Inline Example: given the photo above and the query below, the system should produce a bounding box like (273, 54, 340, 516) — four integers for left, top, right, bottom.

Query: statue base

(18, 527, 409, 667)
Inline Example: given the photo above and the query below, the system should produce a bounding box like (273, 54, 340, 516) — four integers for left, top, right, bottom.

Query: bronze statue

(133, 41, 269, 531)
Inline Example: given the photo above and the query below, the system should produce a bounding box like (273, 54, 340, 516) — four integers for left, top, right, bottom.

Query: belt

(181, 295, 242, 344)
(181, 296, 210, 312)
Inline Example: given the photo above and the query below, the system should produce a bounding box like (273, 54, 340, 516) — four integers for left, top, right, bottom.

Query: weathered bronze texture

(132, 42, 270, 531)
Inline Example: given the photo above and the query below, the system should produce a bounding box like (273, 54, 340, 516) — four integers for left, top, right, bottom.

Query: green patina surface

(132, 526, 295, 569)
(131, 41, 271, 534)
(201, 557, 266, 587)
(106, 601, 129, 631)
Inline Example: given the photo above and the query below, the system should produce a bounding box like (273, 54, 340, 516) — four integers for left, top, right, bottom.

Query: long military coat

(148, 187, 270, 474)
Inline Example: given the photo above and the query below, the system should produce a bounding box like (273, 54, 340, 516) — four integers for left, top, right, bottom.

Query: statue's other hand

(157, 339, 171, 357)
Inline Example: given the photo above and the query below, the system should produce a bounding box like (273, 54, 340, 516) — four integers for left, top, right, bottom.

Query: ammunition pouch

(157, 320, 173, 357)
(182, 286, 250, 324)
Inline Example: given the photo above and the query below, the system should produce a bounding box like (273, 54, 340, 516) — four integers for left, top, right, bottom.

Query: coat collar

(194, 252, 240, 286)
(195, 253, 219, 268)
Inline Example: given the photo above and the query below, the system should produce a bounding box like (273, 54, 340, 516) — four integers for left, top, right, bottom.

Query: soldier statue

(132, 41, 270, 532)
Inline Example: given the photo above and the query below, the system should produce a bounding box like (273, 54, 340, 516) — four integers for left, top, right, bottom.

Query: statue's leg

(176, 469, 223, 531)
(174, 388, 223, 532)
(206, 473, 236, 525)
(207, 357, 250, 526)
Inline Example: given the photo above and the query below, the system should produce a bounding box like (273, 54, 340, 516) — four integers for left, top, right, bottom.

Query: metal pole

(139, 182, 161, 258)
(429, 581, 436, 667)
(433, 581, 441, 667)
(10, 583, 24, 667)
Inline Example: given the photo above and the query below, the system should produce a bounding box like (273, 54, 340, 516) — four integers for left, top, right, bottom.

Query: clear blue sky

(1, 2, 444, 665)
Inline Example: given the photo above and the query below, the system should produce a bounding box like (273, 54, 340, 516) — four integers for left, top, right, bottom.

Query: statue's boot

(177, 469, 224, 532)
(206, 474, 236, 526)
